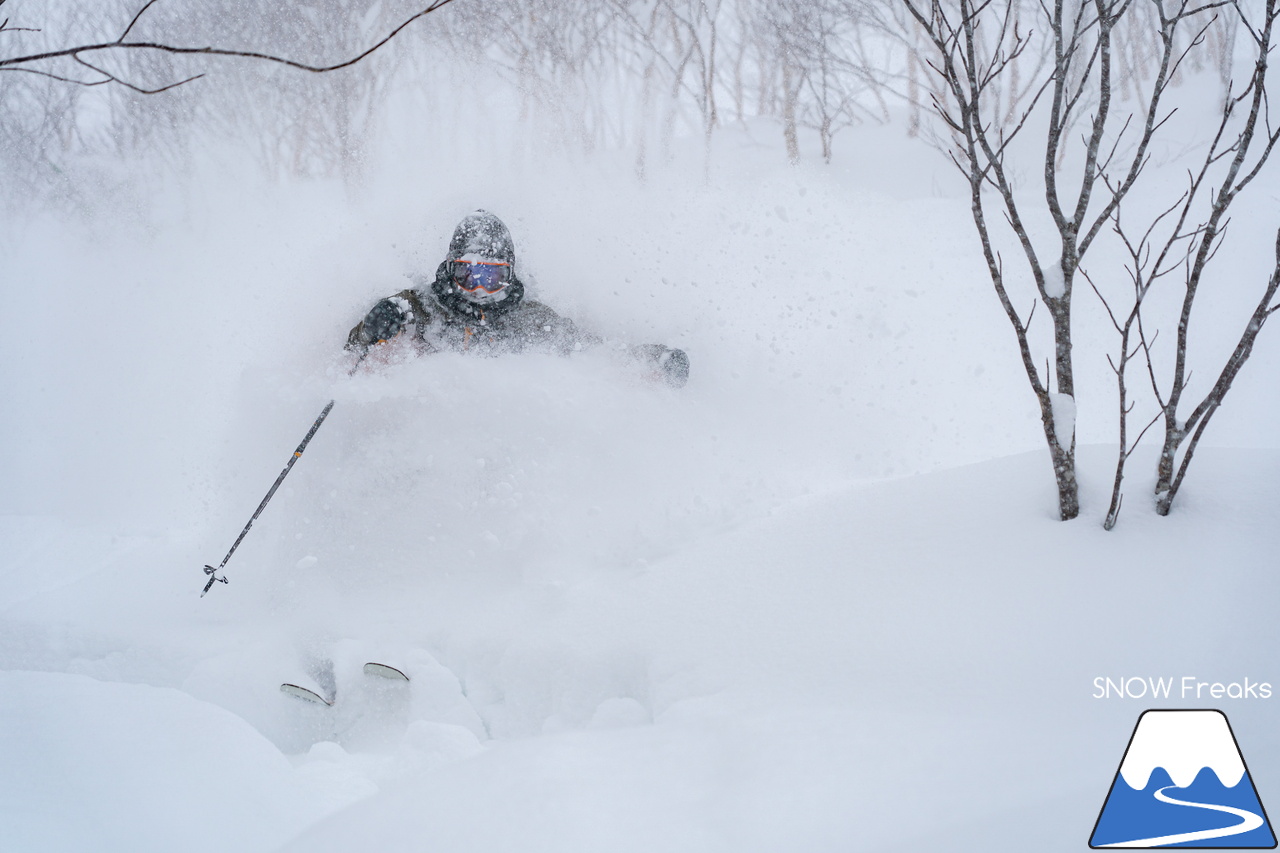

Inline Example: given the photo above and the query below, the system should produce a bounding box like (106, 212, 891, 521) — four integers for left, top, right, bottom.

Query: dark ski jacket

(346, 209, 689, 386)
(346, 267, 599, 358)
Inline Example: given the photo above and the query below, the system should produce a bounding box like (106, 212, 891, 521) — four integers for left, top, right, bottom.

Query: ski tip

(363, 662, 410, 682)
(280, 683, 333, 706)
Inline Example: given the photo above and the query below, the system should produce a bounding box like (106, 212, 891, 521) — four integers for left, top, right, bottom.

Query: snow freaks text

(1093, 677, 1273, 700)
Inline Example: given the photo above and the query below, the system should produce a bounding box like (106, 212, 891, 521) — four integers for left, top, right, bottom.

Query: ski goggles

(450, 260, 512, 293)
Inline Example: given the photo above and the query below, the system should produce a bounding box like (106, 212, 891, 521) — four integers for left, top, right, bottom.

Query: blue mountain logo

(1091, 709, 1276, 848)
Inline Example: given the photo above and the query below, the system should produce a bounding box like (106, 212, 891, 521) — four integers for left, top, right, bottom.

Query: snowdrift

(2, 110, 1278, 851)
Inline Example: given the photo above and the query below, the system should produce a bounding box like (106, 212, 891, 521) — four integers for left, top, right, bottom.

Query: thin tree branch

(0, 0, 460, 91)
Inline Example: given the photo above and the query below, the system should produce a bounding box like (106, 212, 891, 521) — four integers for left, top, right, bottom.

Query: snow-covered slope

(1, 112, 1278, 851)
(2, 441, 1278, 851)
(0, 671, 322, 853)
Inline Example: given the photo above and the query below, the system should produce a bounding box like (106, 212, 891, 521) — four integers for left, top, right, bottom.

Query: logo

(1090, 710, 1276, 848)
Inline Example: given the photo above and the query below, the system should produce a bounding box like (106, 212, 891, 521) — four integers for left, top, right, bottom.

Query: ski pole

(201, 399, 335, 596)
(201, 352, 368, 597)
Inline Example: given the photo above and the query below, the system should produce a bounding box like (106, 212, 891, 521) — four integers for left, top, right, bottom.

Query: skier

(273, 212, 688, 706)
(345, 210, 690, 387)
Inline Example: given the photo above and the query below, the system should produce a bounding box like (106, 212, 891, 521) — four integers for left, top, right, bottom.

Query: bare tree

(1129, 0, 1280, 516)
(1084, 0, 1277, 527)
(446, 0, 618, 154)
(756, 0, 810, 164)
(787, 1, 886, 163)
(902, 0, 1223, 521)
(644, 0, 725, 176)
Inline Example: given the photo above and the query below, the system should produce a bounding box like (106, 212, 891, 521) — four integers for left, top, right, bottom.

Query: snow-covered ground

(2, 84, 1279, 850)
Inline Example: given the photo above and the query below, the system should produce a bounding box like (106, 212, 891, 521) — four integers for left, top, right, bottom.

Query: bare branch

(1128, 411, 1163, 458)
(73, 52, 203, 95)
(0, 65, 108, 86)
(0, 0, 460, 89)
(119, 0, 161, 42)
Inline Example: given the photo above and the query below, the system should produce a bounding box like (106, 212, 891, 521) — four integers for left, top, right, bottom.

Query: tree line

(2, 0, 1277, 525)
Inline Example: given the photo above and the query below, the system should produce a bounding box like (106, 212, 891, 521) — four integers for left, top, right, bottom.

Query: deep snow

(2, 80, 1279, 851)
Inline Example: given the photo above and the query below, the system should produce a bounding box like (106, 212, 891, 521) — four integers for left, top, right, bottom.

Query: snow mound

(0, 670, 322, 853)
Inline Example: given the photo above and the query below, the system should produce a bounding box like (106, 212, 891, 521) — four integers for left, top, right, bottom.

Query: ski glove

(633, 344, 690, 389)
(358, 297, 413, 345)
(659, 347, 690, 389)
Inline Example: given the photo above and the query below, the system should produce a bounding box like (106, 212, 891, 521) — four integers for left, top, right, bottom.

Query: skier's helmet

(446, 211, 516, 305)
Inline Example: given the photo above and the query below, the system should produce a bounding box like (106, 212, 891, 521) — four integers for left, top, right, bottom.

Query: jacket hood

(425, 210, 525, 320)
(446, 210, 516, 265)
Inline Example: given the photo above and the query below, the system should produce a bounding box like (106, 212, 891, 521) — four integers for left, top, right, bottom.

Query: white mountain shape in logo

(1119, 710, 1246, 790)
